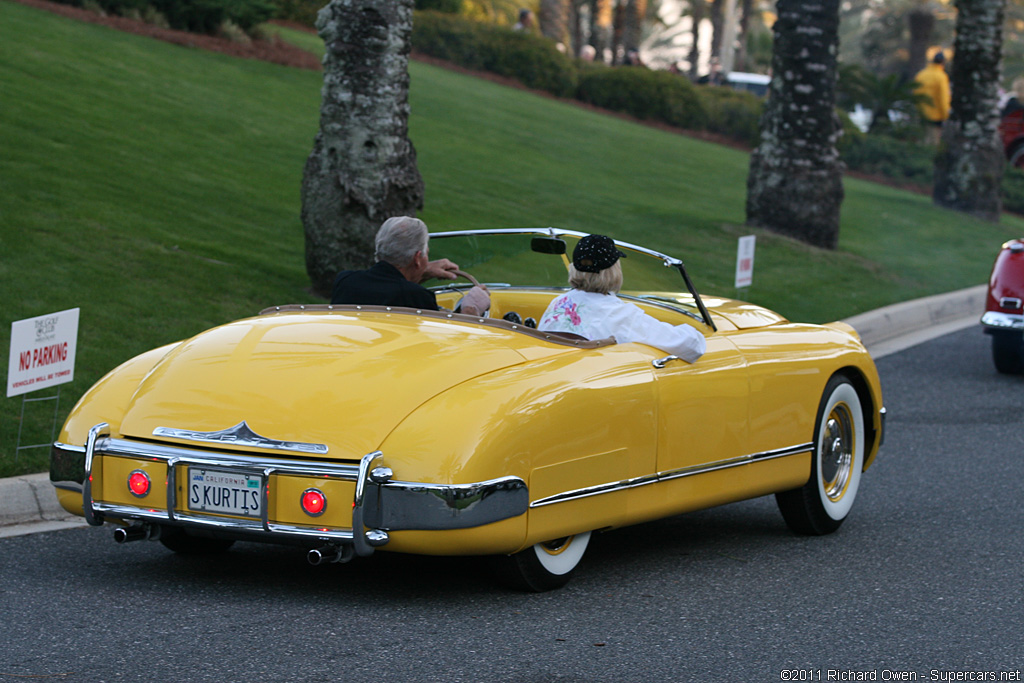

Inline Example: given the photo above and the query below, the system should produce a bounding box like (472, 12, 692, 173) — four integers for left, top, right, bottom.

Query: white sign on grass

(6, 308, 80, 397)
(735, 235, 756, 289)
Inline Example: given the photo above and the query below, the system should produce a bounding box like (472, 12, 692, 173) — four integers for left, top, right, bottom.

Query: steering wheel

(451, 270, 487, 316)
(453, 269, 480, 287)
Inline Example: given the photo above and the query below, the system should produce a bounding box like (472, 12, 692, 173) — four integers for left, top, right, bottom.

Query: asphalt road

(1, 326, 1022, 683)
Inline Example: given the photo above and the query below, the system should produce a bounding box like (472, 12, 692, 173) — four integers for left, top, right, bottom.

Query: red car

(1000, 107, 1024, 168)
(982, 239, 1024, 372)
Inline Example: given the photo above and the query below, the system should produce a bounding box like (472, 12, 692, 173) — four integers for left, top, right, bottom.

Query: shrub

(1002, 166, 1024, 215)
(144, 0, 276, 34)
(217, 18, 251, 43)
(415, 0, 461, 13)
(270, 0, 319, 27)
(577, 66, 708, 131)
(839, 133, 935, 186)
(697, 86, 763, 147)
(412, 11, 578, 98)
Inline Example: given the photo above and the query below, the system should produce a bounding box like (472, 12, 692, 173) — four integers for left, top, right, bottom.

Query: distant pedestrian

(914, 51, 951, 145)
(1002, 76, 1024, 117)
(513, 8, 533, 31)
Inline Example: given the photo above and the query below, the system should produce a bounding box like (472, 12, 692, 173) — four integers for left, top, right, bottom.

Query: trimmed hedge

(839, 133, 935, 188)
(152, 0, 276, 33)
(698, 86, 763, 147)
(577, 66, 708, 132)
(414, 0, 461, 12)
(271, 0, 319, 27)
(413, 11, 578, 98)
(59, 0, 276, 33)
(1001, 167, 1024, 215)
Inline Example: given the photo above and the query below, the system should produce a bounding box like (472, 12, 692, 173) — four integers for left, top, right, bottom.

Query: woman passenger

(538, 234, 706, 363)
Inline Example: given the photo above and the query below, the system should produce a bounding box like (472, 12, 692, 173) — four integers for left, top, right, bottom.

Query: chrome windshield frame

(428, 227, 717, 331)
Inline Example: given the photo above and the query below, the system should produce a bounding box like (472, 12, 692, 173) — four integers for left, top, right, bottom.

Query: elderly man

(331, 216, 490, 316)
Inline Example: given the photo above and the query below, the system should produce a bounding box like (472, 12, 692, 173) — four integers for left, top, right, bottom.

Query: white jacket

(538, 290, 706, 362)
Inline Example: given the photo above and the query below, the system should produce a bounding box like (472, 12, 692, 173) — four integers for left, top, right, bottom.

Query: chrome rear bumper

(52, 423, 528, 556)
(981, 311, 1024, 331)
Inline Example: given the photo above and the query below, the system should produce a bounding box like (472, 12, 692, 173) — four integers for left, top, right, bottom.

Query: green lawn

(1, 0, 1020, 474)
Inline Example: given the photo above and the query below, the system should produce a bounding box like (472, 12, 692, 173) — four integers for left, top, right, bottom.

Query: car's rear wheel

(159, 527, 235, 555)
(490, 532, 591, 592)
(991, 331, 1024, 374)
(776, 374, 864, 535)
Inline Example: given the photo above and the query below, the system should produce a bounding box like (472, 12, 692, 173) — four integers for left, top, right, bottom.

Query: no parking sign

(6, 308, 79, 397)
(735, 235, 756, 289)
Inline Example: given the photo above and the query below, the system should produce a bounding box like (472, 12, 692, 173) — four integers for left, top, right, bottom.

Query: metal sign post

(15, 388, 61, 462)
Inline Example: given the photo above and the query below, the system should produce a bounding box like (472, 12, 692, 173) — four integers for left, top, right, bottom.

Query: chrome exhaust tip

(308, 545, 353, 565)
(113, 525, 151, 543)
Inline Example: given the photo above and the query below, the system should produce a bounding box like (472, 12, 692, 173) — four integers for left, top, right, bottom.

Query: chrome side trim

(529, 473, 660, 509)
(981, 311, 1024, 329)
(153, 421, 329, 455)
(656, 443, 812, 483)
(530, 443, 813, 509)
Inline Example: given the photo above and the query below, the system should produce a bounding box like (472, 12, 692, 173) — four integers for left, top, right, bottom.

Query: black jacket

(330, 261, 438, 310)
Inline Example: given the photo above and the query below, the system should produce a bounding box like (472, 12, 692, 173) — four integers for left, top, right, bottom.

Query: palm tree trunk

(735, 0, 753, 71)
(539, 0, 571, 46)
(746, 0, 844, 249)
(591, 0, 613, 62)
(623, 0, 647, 51)
(301, 0, 424, 295)
(689, 0, 705, 79)
(907, 7, 935, 78)
(933, 0, 1005, 221)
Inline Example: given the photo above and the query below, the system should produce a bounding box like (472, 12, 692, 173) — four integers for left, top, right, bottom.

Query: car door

(626, 332, 752, 519)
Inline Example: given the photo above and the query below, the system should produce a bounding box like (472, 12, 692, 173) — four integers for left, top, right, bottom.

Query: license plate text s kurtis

(188, 468, 262, 517)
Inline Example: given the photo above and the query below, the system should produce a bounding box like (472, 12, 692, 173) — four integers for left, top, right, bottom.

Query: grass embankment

(1, 0, 1020, 475)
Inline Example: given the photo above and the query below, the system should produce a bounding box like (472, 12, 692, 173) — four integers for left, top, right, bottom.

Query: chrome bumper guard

(981, 311, 1024, 331)
(65, 423, 528, 557)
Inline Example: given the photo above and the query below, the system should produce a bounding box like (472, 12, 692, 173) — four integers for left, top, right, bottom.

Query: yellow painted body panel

(97, 456, 169, 511)
(53, 287, 884, 558)
(268, 474, 355, 530)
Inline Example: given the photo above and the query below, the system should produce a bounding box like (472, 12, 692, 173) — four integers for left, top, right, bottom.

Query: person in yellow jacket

(914, 51, 952, 144)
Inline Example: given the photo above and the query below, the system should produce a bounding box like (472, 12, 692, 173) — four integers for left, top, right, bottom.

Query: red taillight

(300, 489, 326, 517)
(128, 470, 151, 498)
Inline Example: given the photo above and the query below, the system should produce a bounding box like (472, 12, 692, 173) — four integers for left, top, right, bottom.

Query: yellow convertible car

(50, 229, 884, 591)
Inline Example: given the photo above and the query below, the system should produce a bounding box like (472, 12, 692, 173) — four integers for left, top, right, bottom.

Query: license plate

(187, 468, 262, 518)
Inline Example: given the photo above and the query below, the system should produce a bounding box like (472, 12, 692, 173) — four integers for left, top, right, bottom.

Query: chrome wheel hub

(820, 404, 854, 502)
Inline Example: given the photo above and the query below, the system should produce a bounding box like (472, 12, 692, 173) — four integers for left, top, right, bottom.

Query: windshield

(425, 229, 714, 327)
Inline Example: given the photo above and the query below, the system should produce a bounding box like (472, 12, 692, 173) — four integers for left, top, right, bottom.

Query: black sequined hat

(572, 234, 625, 273)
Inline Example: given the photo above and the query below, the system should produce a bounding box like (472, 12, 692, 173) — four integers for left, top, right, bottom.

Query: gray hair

(375, 216, 429, 268)
(569, 260, 623, 295)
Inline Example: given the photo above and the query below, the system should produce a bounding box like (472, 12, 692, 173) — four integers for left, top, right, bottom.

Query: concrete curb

(0, 284, 989, 535)
(844, 284, 986, 359)
(0, 472, 84, 537)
